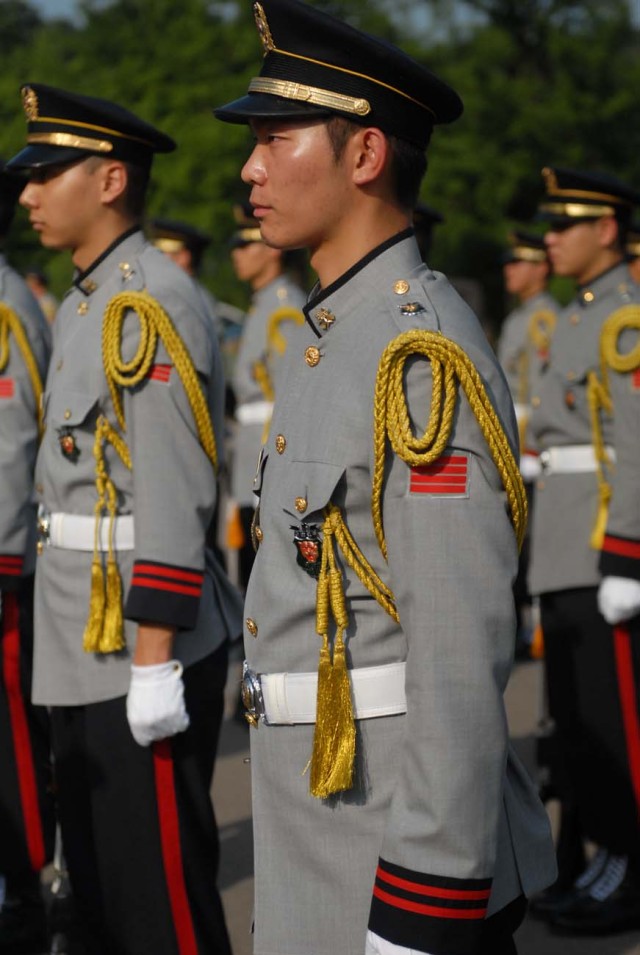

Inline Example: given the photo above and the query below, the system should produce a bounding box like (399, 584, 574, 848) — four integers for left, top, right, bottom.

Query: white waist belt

(47, 513, 135, 551)
(540, 444, 615, 474)
(242, 661, 407, 725)
(236, 401, 273, 425)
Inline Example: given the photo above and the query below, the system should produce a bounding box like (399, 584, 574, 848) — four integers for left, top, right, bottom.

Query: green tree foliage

(0, 0, 639, 325)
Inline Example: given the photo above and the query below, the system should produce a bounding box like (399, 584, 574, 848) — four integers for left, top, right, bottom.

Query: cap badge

(253, 2, 275, 54)
(291, 523, 322, 578)
(22, 86, 39, 121)
(542, 167, 558, 193)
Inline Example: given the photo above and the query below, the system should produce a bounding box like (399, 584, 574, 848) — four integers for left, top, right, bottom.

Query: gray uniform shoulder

(0, 257, 51, 368)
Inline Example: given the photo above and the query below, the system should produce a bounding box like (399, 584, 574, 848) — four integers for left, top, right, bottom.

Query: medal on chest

(57, 426, 80, 462)
(291, 523, 322, 578)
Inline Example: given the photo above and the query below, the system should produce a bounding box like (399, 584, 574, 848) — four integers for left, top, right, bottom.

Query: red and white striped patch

(148, 364, 173, 384)
(0, 378, 15, 398)
(410, 454, 469, 497)
(632, 368, 640, 391)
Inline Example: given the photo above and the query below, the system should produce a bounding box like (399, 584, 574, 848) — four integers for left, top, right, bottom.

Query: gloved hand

(365, 929, 433, 955)
(519, 452, 542, 482)
(126, 660, 190, 746)
(597, 576, 640, 625)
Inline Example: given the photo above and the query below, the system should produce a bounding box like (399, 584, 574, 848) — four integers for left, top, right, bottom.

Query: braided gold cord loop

(373, 330, 527, 556)
(252, 357, 275, 402)
(528, 308, 557, 355)
(586, 305, 640, 548)
(267, 306, 306, 357)
(0, 303, 44, 436)
(102, 290, 217, 471)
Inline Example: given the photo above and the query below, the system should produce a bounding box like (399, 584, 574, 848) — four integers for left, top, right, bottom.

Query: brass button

(566, 370, 576, 381)
(583, 291, 594, 303)
(570, 313, 580, 325)
(63, 409, 71, 420)
(56, 359, 63, 370)
(36, 540, 44, 556)
(35, 483, 43, 494)
(295, 497, 308, 513)
(275, 434, 286, 454)
(254, 526, 263, 542)
(77, 302, 89, 316)
(394, 279, 410, 295)
(246, 618, 258, 638)
(304, 345, 321, 367)
(531, 396, 541, 408)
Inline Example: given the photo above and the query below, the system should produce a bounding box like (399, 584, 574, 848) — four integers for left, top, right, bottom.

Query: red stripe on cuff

(602, 536, 640, 560)
(613, 626, 640, 820)
(133, 564, 203, 585)
(1, 592, 46, 872)
(373, 885, 487, 920)
(376, 867, 491, 901)
(131, 576, 202, 597)
(153, 740, 198, 955)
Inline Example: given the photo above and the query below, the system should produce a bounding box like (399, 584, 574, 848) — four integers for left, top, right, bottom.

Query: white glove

(597, 576, 640, 625)
(519, 452, 542, 482)
(126, 660, 190, 746)
(365, 930, 433, 955)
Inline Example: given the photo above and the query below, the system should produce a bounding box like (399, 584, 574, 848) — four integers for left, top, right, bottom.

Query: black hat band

(249, 77, 370, 117)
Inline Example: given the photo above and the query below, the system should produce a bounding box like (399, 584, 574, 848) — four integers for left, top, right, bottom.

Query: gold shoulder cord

(310, 329, 527, 799)
(528, 308, 557, 356)
(253, 306, 306, 434)
(587, 304, 640, 549)
(83, 289, 218, 655)
(0, 303, 44, 436)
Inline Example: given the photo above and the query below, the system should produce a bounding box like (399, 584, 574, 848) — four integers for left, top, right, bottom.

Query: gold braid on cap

(82, 290, 218, 655)
(22, 86, 39, 120)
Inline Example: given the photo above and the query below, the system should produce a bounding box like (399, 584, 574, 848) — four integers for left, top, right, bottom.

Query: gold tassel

(590, 483, 611, 550)
(83, 556, 106, 652)
(100, 556, 125, 653)
(310, 632, 356, 798)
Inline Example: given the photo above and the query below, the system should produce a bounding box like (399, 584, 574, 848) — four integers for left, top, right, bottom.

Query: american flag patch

(410, 454, 469, 496)
(0, 378, 15, 398)
(148, 364, 172, 383)
(632, 368, 640, 391)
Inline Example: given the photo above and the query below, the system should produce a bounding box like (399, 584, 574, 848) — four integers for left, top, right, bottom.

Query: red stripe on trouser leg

(613, 625, 640, 819)
(153, 739, 199, 955)
(1, 591, 45, 871)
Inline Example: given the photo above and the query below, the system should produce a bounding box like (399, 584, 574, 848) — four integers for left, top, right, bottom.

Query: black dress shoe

(528, 882, 579, 920)
(550, 872, 640, 935)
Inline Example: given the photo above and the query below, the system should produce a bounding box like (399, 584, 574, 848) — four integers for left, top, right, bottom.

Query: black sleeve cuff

(368, 858, 492, 954)
(599, 534, 640, 581)
(125, 559, 204, 630)
(0, 554, 24, 592)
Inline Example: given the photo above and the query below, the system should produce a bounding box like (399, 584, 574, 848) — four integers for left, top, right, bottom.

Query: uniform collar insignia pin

(316, 307, 336, 330)
(291, 523, 322, 578)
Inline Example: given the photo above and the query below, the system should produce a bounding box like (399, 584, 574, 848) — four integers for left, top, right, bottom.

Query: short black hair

(85, 155, 150, 220)
(325, 116, 427, 212)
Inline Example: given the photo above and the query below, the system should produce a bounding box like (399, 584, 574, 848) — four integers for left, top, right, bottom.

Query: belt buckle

(241, 662, 265, 728)
(36, 505, 50, 552)
(539, 450, 551, 473)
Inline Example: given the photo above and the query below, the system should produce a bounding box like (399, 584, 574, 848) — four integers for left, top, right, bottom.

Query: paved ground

(214, 656, 640, 955)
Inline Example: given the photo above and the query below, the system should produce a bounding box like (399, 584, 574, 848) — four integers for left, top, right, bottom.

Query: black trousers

(477, 895, 526, 954)
(541, 588, 640, 864)
(0, 577, 54, 883)
(50, 643, 232, 955)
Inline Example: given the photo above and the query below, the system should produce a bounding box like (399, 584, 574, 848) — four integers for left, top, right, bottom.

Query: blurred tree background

(1, 0, 639, 333)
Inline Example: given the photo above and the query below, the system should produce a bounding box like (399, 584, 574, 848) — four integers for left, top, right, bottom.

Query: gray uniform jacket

(0, 255, 50, 588)
(496, 290, 558, 449)
(529, 263, 640, 595)
(231, 274, 306, 505)
(33, 230, 242, 706)
(243, 232, 556, 955)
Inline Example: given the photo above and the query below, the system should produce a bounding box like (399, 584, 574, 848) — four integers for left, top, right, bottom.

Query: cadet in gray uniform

(215, 2, 557, 954)
(8, 84, 241, 955)
(0, 162, 53, 955)
(528, 167, 640, 934)
(626, 222, 640, 285)
(230, 202, 306, 588)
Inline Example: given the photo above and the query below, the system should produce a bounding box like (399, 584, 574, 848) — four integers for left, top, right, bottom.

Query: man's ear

(351, 127, 389, 187)
(596, 214, 621, 251)
(99, 160, 128, 206)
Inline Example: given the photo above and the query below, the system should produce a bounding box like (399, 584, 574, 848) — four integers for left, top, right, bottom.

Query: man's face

(241, 117, 352, 253)
(503, 259, 547, 298)
(231, 240, 276, 285)
(20, 158, 102, 253)
(544, 220, 604, 281)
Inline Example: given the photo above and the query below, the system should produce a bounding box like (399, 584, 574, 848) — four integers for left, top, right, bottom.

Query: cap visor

(6, 144, 92, 171)
(214, 93, 332, 124)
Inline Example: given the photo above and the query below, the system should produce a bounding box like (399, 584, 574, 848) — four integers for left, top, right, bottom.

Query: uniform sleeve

(0, 308, 49, 590)
(121, 312, 218, 630)
(367, 354, 518, 954)
(599, 329, 640, 580)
